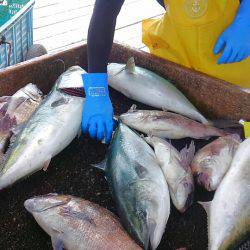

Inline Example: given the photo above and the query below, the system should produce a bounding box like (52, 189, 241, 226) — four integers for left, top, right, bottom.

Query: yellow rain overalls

(142, 0, 250, 88)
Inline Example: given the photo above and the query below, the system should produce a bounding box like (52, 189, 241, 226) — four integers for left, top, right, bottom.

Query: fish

(200, 138, 250, 250)
(108, 57, 208, 124)
(191, 134, 241, 191)
(0, 83, 43, 152)
(96, 123, 170, 250)
(0, 96, 11, 119)
(24, 194, 141, 250)
(0, 66, 85, 190)
(145, 136, 195, 212)
(119, 107, 226, 139)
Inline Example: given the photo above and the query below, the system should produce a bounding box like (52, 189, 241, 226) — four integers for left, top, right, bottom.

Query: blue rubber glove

(214, 0, 250, 64)
(82, 73, 114, 143)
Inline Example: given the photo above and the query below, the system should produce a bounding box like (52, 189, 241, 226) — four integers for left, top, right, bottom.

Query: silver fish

(200, 138, 250, 250)
(24, 194, 141, 250)
(120, 107, 225, 139)
(0, 83, 43, 152)
(145, 136, 195, 212)
(191, 134, 241, 191)
(0, 66, 85, 190)
(108, 57, 208, 124)
(98, 123, 170, 250)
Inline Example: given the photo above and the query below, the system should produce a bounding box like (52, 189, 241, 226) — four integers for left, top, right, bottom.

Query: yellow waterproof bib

(142, 0, 250, 88)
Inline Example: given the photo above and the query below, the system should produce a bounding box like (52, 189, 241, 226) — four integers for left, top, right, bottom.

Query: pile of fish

(0, 59, 248, 250)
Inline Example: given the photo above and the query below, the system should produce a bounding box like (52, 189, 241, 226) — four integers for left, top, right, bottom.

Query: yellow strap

(243, 122, 250, 138)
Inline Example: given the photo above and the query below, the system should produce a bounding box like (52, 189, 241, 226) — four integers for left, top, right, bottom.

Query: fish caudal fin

(212, 119, 243, 129)
(125, 57, 136, 74)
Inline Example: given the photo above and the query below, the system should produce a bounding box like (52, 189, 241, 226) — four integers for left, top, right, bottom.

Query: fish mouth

(175, 181, 194, 213)
(60, 87, 85, 97)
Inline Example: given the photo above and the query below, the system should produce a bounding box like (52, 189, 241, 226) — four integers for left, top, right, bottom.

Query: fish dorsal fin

(198, 201, 211, 219)
(125, 57, 136, 74)
(91, 158, 107, 171)
(128, 104, 137, 113)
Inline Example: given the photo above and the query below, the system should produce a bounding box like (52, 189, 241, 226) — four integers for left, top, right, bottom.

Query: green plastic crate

(0, 0, 35, 69)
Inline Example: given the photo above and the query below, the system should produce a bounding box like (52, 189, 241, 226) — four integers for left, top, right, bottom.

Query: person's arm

(82, 0, 124, 143)
(88, 0, 125, 73)
(213, 0, 250, 64)
(156, 0, 165, 8)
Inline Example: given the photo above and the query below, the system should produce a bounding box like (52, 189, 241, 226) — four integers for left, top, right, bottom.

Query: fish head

(107, 63, 127, 89)
(175, 177, 194, 212)
(119, 111, 142, 126)
(24, 193, 71, 214)
(56, 66, 86, 90)
(16, 83, 43, 102)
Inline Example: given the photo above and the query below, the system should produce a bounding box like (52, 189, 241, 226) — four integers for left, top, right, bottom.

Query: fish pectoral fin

(51, 236, 64, 250)
(91, 158, 107, 171)
(42, 158, 52, 171)
(125, 57, 136, 74)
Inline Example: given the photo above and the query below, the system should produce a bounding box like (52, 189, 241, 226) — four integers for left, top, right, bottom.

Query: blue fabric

(214, 0, 250, 64)
(82, 73, 114, 143)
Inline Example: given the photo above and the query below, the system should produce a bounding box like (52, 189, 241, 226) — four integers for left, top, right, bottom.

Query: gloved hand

(82, 73, 114, 143)
(213, 0, 250, 64)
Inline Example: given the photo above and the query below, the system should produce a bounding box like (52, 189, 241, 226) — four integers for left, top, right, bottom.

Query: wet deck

(33, 0, 164, 53)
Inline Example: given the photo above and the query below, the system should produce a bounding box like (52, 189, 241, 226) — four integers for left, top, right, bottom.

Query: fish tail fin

(180, 141, 196, 170)
(211, 118, 243, 129)
(125, 57, 136, 74)
(91, 158, 107, 171)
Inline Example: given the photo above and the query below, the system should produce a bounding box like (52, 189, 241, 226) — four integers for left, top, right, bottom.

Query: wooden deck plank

(33, 0, 164, 52)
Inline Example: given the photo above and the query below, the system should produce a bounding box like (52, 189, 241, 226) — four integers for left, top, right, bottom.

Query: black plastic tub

(0, 43, 248, 250)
